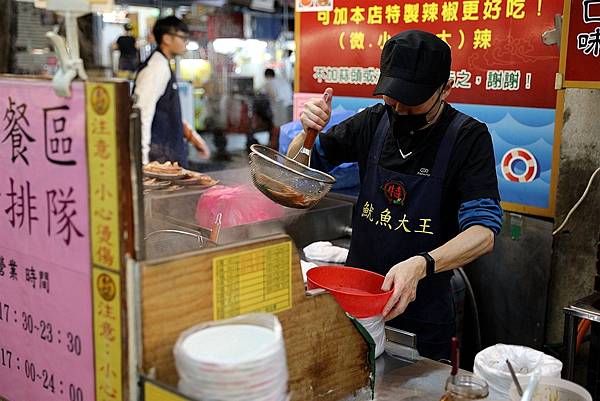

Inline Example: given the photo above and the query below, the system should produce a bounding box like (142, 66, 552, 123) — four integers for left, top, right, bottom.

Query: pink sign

(292, 92, 321, 120)
(0, 79, 93, 401)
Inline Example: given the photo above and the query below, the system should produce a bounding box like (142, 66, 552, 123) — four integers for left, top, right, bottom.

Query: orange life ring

(501, 148, 538, 183)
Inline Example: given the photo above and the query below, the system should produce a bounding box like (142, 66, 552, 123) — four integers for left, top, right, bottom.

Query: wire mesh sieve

(249, 144, 336, 209)
(144, 229, 206, 259)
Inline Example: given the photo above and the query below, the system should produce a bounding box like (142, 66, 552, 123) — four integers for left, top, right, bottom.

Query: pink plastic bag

(195, 185, 285, 228)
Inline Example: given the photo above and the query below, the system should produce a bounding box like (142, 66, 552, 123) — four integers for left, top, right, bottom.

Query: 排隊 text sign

(298, 0, 562, 108)
(0, 78, 94, 401)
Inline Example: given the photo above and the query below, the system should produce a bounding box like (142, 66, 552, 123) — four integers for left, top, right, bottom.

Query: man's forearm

(183, 121, 201, 148)
(428, 225, 495, 273)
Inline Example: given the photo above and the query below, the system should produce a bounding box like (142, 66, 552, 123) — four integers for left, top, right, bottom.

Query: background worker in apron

(289, 30, 503, 360)
(133, 16, 210, 168)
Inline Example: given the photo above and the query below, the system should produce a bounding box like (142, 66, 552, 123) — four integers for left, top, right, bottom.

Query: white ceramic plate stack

(174, 313, 288, 401)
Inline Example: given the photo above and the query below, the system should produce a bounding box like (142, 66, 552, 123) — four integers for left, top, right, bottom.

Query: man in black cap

(289, 30, 502, 360)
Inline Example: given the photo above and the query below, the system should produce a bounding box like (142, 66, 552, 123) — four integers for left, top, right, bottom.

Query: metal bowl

(249, 144, 336, 209)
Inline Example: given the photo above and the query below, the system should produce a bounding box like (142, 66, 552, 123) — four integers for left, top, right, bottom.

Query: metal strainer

(249, 144, 336, 209)
(144, 229, 206, 259)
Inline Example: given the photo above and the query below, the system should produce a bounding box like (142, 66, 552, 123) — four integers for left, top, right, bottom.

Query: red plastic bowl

(306, 265, 393, 318)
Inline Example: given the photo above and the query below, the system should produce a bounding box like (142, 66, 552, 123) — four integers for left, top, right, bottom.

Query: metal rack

(562, 292, 600, 399)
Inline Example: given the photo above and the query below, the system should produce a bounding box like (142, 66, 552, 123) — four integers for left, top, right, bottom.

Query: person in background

(283, 50, 295, 88)
(133, 16, 210, 167)
(262, 68, 293, 149)
(263, 68, 293, 125)
(289, 30, 502, 360)
(113, 23, 138, 73)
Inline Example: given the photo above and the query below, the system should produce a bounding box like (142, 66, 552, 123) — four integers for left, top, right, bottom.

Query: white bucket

(508, 377, 592, 401)
(473, 344, 562, 398)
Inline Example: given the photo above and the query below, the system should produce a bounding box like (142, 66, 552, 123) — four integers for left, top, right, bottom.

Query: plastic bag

(473, 344, 563, 398)
(300, 260, 317, 283)
(195, 185, 284, 229)
(356, 314, 386, 358)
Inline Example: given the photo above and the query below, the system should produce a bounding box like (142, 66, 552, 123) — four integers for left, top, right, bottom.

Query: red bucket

(306, 265, 393, 318)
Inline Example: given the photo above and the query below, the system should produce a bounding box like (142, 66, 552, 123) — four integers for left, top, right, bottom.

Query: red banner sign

(563, 0, 600, 84)
(298, 0, 562, 108)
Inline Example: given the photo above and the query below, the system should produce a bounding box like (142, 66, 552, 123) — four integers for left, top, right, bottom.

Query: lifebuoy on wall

(501, 148, 538, 183)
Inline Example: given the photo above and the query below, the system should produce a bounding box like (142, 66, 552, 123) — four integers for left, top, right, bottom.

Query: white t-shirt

(263, 77, 293, 108)
(133, 51, 172, 164)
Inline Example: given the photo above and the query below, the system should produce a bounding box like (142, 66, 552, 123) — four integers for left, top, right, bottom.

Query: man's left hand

(381, 256, 427, 321)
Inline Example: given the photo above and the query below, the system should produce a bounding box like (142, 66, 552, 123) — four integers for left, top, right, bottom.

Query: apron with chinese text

(346, 110, 469, 360)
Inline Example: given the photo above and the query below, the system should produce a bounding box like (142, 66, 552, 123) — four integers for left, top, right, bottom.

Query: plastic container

(508, 377, 592, 401)
(306, 265, 393, 318)
(473, 344, 562, 398)
(440, 374, 489, 401)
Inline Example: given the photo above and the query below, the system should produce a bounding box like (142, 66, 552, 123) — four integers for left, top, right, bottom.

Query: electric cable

(553, 167, 600, 236)
(457, 267, 482, 352)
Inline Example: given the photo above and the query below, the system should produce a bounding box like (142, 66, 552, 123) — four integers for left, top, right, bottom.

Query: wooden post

(0, 0, 17, 73)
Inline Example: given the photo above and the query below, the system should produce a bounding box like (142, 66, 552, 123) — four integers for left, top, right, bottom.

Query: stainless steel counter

(368, 351, 506, 401)
(144, 167, 355, 260)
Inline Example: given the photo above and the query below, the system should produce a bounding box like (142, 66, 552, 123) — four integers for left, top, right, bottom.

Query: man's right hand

(300, 87, 333, 134)
(183, 121, 211, 160)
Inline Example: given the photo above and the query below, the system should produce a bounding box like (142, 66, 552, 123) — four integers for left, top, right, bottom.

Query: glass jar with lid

(440, 374, 489, 401)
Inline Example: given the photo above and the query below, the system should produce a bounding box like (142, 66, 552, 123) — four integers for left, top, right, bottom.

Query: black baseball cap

(373, 30, 451, 106)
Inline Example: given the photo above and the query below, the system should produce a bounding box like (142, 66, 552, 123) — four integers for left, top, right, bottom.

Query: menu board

(0, 79, 93, 401)
(298, 0, 562, 108)
(212, 242, 292, 320)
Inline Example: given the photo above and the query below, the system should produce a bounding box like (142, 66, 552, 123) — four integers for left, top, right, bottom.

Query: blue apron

(135, 50, 188, 167)
(346, 110, 469, 360)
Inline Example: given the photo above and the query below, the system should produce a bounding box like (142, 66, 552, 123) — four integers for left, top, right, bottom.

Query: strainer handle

(303, 127, 319, 150)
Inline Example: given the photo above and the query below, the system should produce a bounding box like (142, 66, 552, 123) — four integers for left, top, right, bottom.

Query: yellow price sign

(213, 242, 292, 320)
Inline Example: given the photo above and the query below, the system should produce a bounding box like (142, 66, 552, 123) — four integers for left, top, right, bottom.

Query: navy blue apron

(135, 50, 188, 167)
(346, 110, 469, 361)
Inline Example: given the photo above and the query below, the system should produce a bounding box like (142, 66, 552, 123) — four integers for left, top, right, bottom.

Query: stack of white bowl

(174, 313, 288, 401)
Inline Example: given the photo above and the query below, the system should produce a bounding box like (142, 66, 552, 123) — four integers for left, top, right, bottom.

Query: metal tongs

(507, 359, 541, 401)
(506, 359, 524, 397)
(520, 367, 541, 401)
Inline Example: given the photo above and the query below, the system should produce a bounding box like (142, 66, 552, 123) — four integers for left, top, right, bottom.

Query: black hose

(458, 267, 482, 352)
